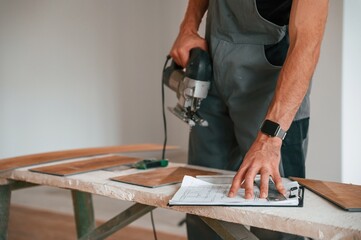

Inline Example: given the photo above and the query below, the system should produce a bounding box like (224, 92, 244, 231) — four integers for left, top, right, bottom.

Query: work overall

(187, 0, 309, 239)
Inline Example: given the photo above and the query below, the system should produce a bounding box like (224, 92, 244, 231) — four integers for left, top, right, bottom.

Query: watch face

(261, 120, 280, 137)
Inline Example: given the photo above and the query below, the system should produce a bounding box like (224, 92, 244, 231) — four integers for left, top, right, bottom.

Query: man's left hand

(228, 133, 286, 199)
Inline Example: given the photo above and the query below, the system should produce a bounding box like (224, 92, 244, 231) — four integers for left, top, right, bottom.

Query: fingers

(259, 173, 270, 199)
(258, 171, 286, 199)
(229, 169, 285, 200)
(272, 173, 286, 195)
(227, 133, 284, 200)
(170, 44, 207, 67)
(228, 171, 244, 198)
(243, 169, 258, 199)
(170, 48, 190, 67)
(169, 33, 208, 67)
(228, 167, 258, 200)
(243, 178, 254, 199)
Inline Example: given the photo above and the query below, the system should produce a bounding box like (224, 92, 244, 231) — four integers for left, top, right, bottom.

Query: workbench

(1, 148, 361, 240)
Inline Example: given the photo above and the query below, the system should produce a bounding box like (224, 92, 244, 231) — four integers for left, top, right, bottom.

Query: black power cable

(150, 55, 172, 240)
(161, 55, 171, 160)
(150, 211, 158, 240)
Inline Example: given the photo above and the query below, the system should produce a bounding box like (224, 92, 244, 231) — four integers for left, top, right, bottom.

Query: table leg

(0, 184, 11, 240)
(201, 217, 259, 240)
(79, 203, 155, 240)
(71, 190, 95, 238)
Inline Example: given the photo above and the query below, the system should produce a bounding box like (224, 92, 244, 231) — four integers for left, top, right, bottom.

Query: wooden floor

(8, 205, 187, 240)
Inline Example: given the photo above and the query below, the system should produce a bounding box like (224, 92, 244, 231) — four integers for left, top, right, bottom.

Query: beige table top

(1, 161, 361, 240)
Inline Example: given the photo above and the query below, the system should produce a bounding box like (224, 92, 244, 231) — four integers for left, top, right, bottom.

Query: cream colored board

(3, 163, 361, 239)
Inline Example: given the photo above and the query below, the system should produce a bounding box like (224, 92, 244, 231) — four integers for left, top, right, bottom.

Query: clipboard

(290, 177, 361, 212)
(168, 175, 304, 207)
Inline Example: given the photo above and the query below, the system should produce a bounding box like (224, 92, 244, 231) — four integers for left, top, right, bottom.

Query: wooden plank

(29, 155, 140, 176)
(0, 144, 176, 173)
(111, 166, 219, 188)
(290, 177, 361, 212)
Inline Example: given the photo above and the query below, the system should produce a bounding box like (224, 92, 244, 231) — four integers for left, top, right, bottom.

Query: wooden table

(1, 153, 361, 239)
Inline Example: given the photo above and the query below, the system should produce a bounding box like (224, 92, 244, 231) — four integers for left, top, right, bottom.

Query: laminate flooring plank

(29, 155, 140, 176)
(0, 144, 176, 172)
(291, 177, 361, 211)
(111, 166, 219, 188)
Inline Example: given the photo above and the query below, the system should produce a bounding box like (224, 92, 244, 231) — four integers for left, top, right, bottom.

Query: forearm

(170, 0, 209, 66)
(265, 0, 328, 130)
(180, 0, 209, 34)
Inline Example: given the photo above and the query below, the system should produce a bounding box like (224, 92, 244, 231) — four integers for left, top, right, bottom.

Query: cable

(161, 55, 171, 159)
(149, 55, 172, 240)
(150, 211, 158, 240)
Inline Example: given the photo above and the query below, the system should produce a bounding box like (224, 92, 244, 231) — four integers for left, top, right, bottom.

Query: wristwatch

(260, 119, 287, 140)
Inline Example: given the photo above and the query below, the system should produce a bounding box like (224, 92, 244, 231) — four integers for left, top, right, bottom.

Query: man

(170, 0, 328, 239)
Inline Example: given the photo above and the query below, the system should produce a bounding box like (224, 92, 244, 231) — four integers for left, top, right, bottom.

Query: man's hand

(169, 0, 209, 67)
(228, 134, 286, 199)
(170, 29, 207, 68)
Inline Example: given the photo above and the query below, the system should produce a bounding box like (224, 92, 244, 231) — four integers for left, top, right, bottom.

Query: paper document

(169, 175, 301, 207)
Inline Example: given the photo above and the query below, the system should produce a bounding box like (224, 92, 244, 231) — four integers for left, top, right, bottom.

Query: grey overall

(186, 0, 310, 239)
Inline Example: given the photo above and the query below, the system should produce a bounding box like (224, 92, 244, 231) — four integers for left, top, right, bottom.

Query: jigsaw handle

(186, 48, 212, 82)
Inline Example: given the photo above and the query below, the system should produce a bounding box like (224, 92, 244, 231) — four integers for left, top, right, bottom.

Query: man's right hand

(169, 29, 208, 68)
(170, 0, 209, 67)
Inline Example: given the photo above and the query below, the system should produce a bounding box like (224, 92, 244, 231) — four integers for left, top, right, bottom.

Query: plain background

(0, 0, 360, 184)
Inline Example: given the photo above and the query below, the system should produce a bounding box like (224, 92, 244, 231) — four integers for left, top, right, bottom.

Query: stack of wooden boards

(0, 143, 218, 188)
(290, 177, 361, 212)
(1, 144, 360, 211)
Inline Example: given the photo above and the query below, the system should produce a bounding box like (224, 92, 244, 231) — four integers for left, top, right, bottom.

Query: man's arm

(229, 0, 329, 199)
(170, 0, 209, 67)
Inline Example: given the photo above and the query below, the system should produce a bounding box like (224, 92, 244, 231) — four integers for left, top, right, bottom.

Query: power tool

(162, 48, 212, 127)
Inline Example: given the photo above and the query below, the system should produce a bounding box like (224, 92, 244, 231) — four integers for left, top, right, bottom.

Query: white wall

(342, 0, 361, 184)
(0, 0, 356, 184)
(306, 0, 343, 182)
(0, 0, 188, 158)
(307, 0, 361, 184)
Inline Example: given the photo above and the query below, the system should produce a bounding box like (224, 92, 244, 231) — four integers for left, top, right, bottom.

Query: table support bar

(78, 203, 155, 240)
(0, 184, 11, 240)
(201, 216, 259, 240)
(72, 190, 96, 238)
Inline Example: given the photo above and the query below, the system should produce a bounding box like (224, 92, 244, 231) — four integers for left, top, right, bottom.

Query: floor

(8, 150, 188, 239)
(8, 205, 186, 240)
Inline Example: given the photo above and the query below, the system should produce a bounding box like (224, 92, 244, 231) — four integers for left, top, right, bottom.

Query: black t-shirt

(256, 0, 292, 26)
(256, 0, 292, 66)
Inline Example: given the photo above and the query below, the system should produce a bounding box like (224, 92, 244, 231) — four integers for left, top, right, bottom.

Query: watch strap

(276, 128, 287, 140)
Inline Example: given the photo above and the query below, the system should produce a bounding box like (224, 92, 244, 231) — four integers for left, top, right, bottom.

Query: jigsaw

(163, 48, 212, 127)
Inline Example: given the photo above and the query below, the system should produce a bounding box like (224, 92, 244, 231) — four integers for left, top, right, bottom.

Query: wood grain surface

(9, 205, 186, 240)
(29, 155, 140, 176)
(0, 144, 176, 172)
(290, 177, 361, 211)
(111, 166, 219, 188)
